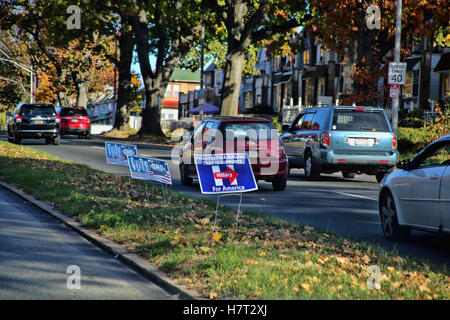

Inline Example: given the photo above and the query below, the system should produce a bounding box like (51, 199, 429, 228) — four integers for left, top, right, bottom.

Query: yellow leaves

(170, 234, 187, 246)
(294, 283, 312, 293)
(209, 291, 218, 299)
(212, 231, 222, 242)
(244, 258, 258, 265)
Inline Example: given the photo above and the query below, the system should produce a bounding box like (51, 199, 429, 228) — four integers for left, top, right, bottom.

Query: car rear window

(20, 105, 56, 117)
(60, 108, 88, 116)
(332, 110, 390, 132)
(222, 122, 276, 140)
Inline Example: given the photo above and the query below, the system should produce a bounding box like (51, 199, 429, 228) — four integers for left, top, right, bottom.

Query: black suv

(7, 103, 61, 145)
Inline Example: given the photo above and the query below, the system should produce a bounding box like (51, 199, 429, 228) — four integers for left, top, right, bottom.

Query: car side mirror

(281, 124, 290, 132)
(396, 159, 410, 170)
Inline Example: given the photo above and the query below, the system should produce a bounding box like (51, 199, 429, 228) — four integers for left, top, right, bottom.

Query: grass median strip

(0, 141, 448, 300)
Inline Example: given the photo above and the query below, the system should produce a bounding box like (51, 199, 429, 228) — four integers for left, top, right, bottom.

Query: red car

(59, 107, 91, 139)
(179, 116, 288, 191)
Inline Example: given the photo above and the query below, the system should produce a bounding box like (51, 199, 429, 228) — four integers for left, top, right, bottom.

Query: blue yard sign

(105, 142, 138, 166)
(194, 153, 258, 194)
(127, 155, 172, 185)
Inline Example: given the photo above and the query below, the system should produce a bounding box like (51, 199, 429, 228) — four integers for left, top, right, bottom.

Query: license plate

(34, 120, 43, 125)
(355, 138, 375, 147)
(71, 119, 78, 122)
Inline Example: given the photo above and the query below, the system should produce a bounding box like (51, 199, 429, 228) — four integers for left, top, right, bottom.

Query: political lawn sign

(127, 155, 172, 185)
(194, 153, 258, 194)
(105, 142, 137, 166)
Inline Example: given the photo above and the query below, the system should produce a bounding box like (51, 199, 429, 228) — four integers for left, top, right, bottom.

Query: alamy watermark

(366, 265, 381, 290)
(67, 5, 81, 30)
(366, 4, 381, 30)
(66, 265, 81, 289)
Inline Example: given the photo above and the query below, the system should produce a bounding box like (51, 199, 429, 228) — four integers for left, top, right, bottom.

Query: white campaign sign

(388, 62, 407, 85)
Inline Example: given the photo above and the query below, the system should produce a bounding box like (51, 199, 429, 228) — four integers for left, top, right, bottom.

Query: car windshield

(222, 122, 276, 140)
(332, 110, 390, 132)
(21, 105, 55, 117)
(60, 108, 88, 116)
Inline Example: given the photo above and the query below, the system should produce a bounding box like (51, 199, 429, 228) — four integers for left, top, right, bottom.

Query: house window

(244, 92, 253, 108)
(444, 73, 450, 97)
(403, 72, 412, 97)
(320, 47, 327, 64)
(284, 83, 292, 106)
(412, 70, 419, 97)
(318, 78, 326, 97)
(303, 51, 310, 65)
(165, 84, 181, 98)
(273, 58, 280, 72)
(304, 79, 314, 105)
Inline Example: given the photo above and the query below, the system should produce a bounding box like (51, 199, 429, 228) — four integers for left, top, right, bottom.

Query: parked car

(378, 134, 450, 240)
(59, 107, 91, 139)
(280, 106, 398, 182)
(6, 103, 60, 145)
(179, 116, 289, 191)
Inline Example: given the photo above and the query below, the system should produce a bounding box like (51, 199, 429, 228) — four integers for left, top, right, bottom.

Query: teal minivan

(280, 106, 398, 182)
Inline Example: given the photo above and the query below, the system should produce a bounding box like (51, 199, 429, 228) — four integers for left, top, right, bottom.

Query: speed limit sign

(388, 62, 407, 85)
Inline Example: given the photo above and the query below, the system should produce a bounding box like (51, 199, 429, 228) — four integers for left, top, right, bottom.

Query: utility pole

(200, 23, 205, 122)
(391, 0, 402, 134)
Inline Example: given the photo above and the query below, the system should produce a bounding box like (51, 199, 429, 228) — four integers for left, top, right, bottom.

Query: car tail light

(320, 132, 331, 148)
(354, 108, 365, 111)
(392, 135, 397, 149)
(16, 115, 22, 123)
(278, 139, 287, 159)
(56, 115, 60, 124)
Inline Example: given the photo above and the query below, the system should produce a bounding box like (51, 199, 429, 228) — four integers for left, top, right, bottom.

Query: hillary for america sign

(194, 153, 258, 194)
(105, 142, 138, 166)
(127, 155, 172, 185)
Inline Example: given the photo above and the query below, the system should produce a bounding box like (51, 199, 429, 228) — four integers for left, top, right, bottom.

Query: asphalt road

(1, 132, 449, 267)
(0, 185, 177, 300)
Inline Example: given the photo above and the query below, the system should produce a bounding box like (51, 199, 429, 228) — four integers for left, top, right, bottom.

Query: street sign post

(389, 84, 401, 98)
(105, 142, 137, 166)
(388, 62, 407, 85)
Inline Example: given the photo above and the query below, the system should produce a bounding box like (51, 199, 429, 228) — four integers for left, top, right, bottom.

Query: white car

(378, 134, 450, 240)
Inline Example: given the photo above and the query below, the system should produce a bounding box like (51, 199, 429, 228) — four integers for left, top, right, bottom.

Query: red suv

(59, 107, 91, 139)
(179, 116, 288, 191)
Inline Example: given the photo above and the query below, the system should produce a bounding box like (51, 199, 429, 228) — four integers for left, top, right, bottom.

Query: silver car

(378, 134, 450, 240)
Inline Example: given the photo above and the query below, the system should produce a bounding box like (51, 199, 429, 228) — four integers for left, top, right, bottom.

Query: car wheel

(304, 151, 320, 181)
(13, 135, 21, 144)
(52, 135, 60, 145)
(180, 163, 193, 186)
(45, 137, 51, 145)
(379, 191, 411, 241)
(272, 177, 287, 191)
(85, 132, 91, 139)
(342, 171, 356, 179)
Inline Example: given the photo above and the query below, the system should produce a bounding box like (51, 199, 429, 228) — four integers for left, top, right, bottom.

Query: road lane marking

(331, 191, 378, 202)
(91, 146, 104, 150)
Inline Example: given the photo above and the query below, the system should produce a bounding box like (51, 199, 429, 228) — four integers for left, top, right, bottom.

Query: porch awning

(434, 52, 450, 73)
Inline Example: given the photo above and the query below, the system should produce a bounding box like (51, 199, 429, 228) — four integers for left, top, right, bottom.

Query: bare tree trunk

(114, 20, 134, 130)
(220, 48, 245, 116)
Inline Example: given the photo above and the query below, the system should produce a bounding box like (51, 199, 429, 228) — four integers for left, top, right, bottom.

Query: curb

(0, 180, 204, 300)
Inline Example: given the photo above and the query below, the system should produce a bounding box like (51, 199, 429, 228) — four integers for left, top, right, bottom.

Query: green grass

(0, 141, 448, 300)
